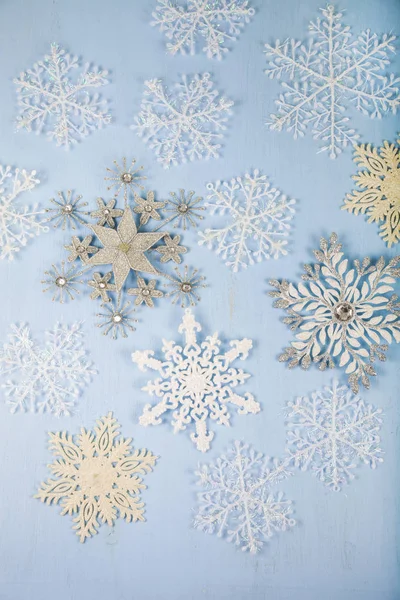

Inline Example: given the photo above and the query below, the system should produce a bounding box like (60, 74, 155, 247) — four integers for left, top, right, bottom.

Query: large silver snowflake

(132, 309, 260, 452)
(0, 322, 96, 416)
(264, 4, 400, 158)
(133, 73, 233, 168)
(198, 169, 296, 272)
(0, 164, 47, 260)
(269, 233, 400, 393)
(194, 441, 296, 553)
(14, 43, 111, 149)
(151, 0, 255, 60)
(286, 381, 384, 491)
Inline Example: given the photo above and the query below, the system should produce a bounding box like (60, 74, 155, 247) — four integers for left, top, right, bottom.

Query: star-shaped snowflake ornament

(269, 233, 400, 392)
(36, 412, 157, 542)
(264, 4, 400, 158)
(132, 309, 260, 451)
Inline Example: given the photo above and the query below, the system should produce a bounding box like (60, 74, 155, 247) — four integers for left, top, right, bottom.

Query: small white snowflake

(133, 73, 233, 168)
(14, 43, 111, 149)
(151, 0, 255, 60)
(198, 169, 296, 272)
(286, 381, 384, 491)
(132, 309, 259, 452)
(0, 322, 96, 416)
(194, 441, 296, 553)
(264, 4, 400, 158)
(0, 164, 47, 260)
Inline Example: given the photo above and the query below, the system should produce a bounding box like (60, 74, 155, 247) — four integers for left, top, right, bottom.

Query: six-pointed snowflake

(151, 0, 255, 60)
(132, 309, 259, 452)
(133, 73, 233, 168)
(194, 441, 296, 553)
(264, 4, 400, 158)
(343, 136, 400, 247)
(0, 322, 96, 416)
(14, 43, 111, 149)
(198, 170, 296, 271)
(286, 381, 383, 491)
(0, 165, 47, 260)
(269, 233, 400, 393)
(35, 412, 157, 542)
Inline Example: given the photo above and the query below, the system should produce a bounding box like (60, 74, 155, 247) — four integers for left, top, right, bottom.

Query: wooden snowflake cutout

(36, 412, 158, 542)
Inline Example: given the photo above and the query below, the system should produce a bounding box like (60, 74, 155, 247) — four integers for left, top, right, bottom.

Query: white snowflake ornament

(198, 169, 296, 271)
(132, 309, 259, 452)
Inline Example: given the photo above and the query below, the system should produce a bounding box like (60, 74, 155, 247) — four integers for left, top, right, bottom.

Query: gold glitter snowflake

(36, 412, 157, 542)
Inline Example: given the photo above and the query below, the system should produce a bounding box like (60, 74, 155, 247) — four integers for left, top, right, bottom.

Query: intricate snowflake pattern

(264, 4, 400, 158)
(132, 309, 259, 451)
(0, 165, 47, 260)
(286, 381, 383, 491)
(0, 322, 95, 416)
(133, 73, 233, 168)
(151, 0, 255, 60)
(194, 441, 296, 553)
(36, 412, 157, 542)
(269, 233, 400, 393)
(14, 43, 111, 149)
(343, 136, 400, 247)
(198, 170, 296, 271)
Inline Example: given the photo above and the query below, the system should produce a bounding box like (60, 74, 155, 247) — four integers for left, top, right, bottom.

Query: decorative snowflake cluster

(269, 233, 400, 393)
(0, 322, 95, 416)
(194, 441, 295, 553)
(198, 169, 296, 271)
(14, 43, 111, 149)
(133, 74, 233, 168)
(132, 309, 259, 452)
(36, 412, 157, 542)
(0, 164, 47, 260)
(151, 0, 255, 60)
(264, 4, 400, 158)
(343, 136, 400, 247)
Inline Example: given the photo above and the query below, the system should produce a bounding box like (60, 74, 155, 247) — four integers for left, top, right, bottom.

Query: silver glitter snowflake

(198, 169, 296, 271)
(45, 191, 89, 230)
(163, 189, 205, 230)
(105, 158, 147, 202)
(96, 296, 138, 339)
(14, 43, 111, 149)
(152, 0, 255, 60)
(194, 441, 296, 553)
(42, 262, 87, 303)
(164, 265, 206, 307)
(286, 381, 384, 491)
(0, 322, 96, 416)
(133, 73, 233, 168)
(132, 309, 259, 452)
(264, 4, 400, 158)
(0, 164, 47, 260)
(269, 233, 400, 393)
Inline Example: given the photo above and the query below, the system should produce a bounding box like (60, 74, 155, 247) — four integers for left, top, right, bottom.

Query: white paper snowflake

(0, 322, 96, 416)
(198, 170, 296, 272)
(0, 165, 47, 260)
(133, 73, 233, 168)
(132, 309, 259, 452)
(286, 381, 384, 491)
(14, 43, 111, 149)
(151, 0, 255, 60)
(264, 4, 400, 158)
(194, 441, 296, 553)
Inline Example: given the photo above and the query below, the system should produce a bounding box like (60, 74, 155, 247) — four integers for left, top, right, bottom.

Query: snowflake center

(99, 282, 106, 289)
(180, 364, 210, 395)
(181, 283, 192, 293)
(381, 169, 400, 203)
(333, 302, 354, 323)
(118, 242, 131, 253)
(76, 245, 85, 253)
(121, 173, 133, 183)
(142, 289, 150, 297)
(55, 276, 67, 287)
(144, 204, 153, 213)
(62, 204, 73, 214)
(78, 456, 116, 496)
(178, 203, 189, 214)
(103, 209, 110, 216)
(112, 312, 123, 323)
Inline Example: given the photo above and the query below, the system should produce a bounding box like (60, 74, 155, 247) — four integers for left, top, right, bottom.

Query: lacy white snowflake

(0, 165, 47, 260)
(269, 233, 400, 393)
(36, 412, 157, 542)
(133, 73, 233, 168)
(194, 441, 296, 553)
(132, 309, 259, 452)
(14, 43, 111, 149)
(0, 322, 96, 416)
(198, 170, 296, 271)
(286, 381, 384, 491)
(151, 0, 255, 60)
(264, 4, 400, 158)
